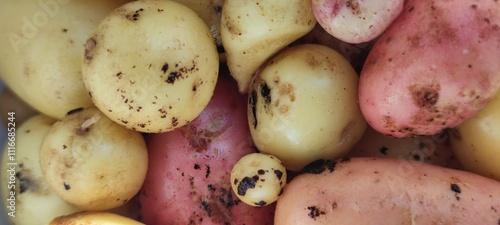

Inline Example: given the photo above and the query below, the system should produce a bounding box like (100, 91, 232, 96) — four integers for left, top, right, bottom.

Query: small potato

(347, 126, 462, 169)
(231, 153, 287, 207)
(358, 0, 500, 138)
(248, 44, 366, 171)
(1, 115, 81, 225)
(221, 0, 316, 93)
(49, 211, 144, 225)
(83, 0, 219, 133)
(276, 157, 500, 225)
(40, 107, 148, 211)
(311, 0, 404, 43)
(449, 90, 500, 181)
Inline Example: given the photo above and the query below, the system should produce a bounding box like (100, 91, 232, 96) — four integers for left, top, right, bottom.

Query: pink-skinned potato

(139, 72, 274, 225)
(358, 0, 500, 138)
(275, 157, 500, 225)
(311, 0, 404, 44)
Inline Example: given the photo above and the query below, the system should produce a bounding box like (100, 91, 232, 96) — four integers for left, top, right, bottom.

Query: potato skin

(275, 157, 500, 225)
(358, 0, 500, 138)
(139, 73, 274, 225)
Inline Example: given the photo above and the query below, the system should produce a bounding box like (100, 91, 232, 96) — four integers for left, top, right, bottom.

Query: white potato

(221, 0, 317, 93)
(40, 107, 148, 211)
(0, 0, 130, 119)
(82, 0, 219, 133)
(49, 211, 144, 225)
(1, 115, 81, 225)
(248, 44, 367, 171)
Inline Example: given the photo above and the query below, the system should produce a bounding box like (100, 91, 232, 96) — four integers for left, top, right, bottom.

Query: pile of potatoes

(1, 0, 500, 224)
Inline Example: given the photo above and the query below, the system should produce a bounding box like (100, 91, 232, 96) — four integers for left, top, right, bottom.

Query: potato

(311, 0, 404, 43)
(248, 44, 366, 171)
(49, 211, 144, 225)
(139, 73, 275, 225)
(449, 90, 500, 181)
(1, 115, 81, 225)
(275, 157, 500, 225)
(40, 107, 148, 211)
(358, 0, 500, 138)
(230, 153, 287, 207)
(221, 0, 316, 93)
(82, 0, 219, 133)
(347, 126, 462, 169)
(0, 0, 130, 119)
(171, 0, 225, 55)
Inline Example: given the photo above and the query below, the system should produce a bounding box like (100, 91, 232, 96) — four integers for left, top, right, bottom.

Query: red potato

(358, 0, 500, 138)
(275, 157, 500, 225)
(311, 0, 404, 44)
(139, 72, 274, 225)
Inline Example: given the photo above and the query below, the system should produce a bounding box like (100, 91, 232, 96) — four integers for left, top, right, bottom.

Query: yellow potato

(82, 0, 219, 133)
(1, 115, 81, 225)
(49, 211, 144, 225)
(40, 107, 148, 211)
(0, 0, 130, 119)
(248, 44, 366, 171)
(449, 90, 500, 181)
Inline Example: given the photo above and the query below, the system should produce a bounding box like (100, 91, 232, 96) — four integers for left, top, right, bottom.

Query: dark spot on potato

(237, 176, 258, 196)
(274, 169, 283, 180)
(302, 159, 337, 174)
(84, 38, 96, 61)
(171, 117, 178, 127)
(451, 183, 461, 200)
(161, 63, 169, 73)
(15, 172, 36, 194)
(201, 201, 212, 216)
(471, 4, 477, 9)
(63, 145, 67, 149)
(194, 163, 201, 170)
(166, 71, 181, 84)
(345, 0, 361, 15)
(379, 146, 388, 155)
(205, 165, 211, 178)
(260, 82, 271, 105)
(254, 200, 266, 206)
(126, 8, 144, 21)
(307, 206, 326, 220)
(249, 90, 258, 128)
(63, 182, 71, 190)
(409, 83, 440, 108)
(258, 169, 265, 175)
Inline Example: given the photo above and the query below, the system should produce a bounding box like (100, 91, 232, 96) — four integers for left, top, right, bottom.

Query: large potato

(0, 0, 130, 119)
(139, 73, 275, 225)
(49, 211, 144, 225)
(276, 157, 500, 225)
(221, 0, 316, 93)
(248, 44, 366, 171)
(82, 0, 219, 133)
(358, 0, 500, 138)
(449, 90, 500, 181)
